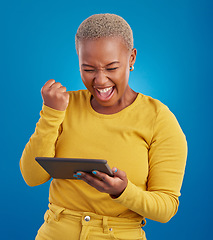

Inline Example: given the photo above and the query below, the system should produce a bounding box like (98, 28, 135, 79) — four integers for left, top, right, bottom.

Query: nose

(94, 69, 108, 86)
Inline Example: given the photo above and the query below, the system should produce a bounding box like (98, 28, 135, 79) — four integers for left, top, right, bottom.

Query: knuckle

(62, 94, 68, 100)
(109, 181, 115, 187)
(48, 89, 54, 96)
(86, 177, 94, 185)
(102, 176, 106, 181)
(122, 171, 127, 178)
(55, 90, 61, 96)
(55, 82, 62, 87)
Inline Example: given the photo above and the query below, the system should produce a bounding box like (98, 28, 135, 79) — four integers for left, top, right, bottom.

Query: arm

(20, 79, 69, 186)
(20, 105, 65, 186)
(113, 106, 187, 223)
(77, 106, 187, 223)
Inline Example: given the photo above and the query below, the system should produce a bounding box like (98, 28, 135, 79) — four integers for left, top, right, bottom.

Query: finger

(49, 82, 62, 89)
(42, 79, 56, 91)
(112, 168, 127, 180)
(92, 170, 112, 182)
(57, 86, 67, 93)
(77, 172, 106, 188)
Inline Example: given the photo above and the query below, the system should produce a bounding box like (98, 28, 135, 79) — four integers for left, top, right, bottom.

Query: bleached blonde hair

(75, 13, 134, 52)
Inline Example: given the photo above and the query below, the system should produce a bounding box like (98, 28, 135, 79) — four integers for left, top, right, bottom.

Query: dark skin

(41, 37, 137, 198)
(78, 37, 137, 114)
(76, 37, 137, 198)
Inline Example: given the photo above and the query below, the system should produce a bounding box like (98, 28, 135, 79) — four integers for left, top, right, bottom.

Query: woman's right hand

(41, 79, 70, 111)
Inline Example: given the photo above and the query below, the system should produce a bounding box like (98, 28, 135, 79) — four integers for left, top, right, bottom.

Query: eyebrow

(106, 61, 120, 66)
(81, 61, 120, 68)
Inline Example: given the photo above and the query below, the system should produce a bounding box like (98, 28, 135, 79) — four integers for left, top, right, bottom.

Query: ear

(129, 48, 137, 67)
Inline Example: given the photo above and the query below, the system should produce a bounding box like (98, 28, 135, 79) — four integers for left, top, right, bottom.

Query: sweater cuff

(42, 104, 66, 119)
(112, 180, 140, 205)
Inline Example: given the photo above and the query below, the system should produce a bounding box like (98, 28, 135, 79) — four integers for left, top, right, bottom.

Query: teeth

(97, 87, 113, 93)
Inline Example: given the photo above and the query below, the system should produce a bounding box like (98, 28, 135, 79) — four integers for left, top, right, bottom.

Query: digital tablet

(35, 157, 113, 179)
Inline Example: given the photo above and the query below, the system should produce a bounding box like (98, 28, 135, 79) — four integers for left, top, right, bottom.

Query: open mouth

(94, 86, 115, 101)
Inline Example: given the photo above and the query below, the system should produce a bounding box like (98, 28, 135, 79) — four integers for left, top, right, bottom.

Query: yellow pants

(35, 203, 147, 240)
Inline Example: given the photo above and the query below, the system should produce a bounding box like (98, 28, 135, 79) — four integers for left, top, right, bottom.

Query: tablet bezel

(35, 157, 113, 179)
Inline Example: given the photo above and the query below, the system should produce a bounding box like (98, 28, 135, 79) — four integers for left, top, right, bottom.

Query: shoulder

(136, 93, 184, 135)
(68, 89, 90, 101)
(138, 94, 186, 139)
(67, 89, 91, 106)
(65, 89, 90, 114)
(136, 93, 169, 116)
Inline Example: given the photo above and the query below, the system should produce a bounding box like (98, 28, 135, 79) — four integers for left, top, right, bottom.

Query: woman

(20, 13, 187, 240)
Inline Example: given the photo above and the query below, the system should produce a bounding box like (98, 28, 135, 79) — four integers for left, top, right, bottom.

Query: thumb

(112, 167, 127, 180)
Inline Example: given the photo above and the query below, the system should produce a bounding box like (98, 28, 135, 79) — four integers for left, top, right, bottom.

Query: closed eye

(106, 67, 118, 71)
(83, 67, 118, 72)
(83, 69, 95, 72)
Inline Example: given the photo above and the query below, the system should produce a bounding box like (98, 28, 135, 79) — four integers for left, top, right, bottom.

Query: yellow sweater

(20, 90, 187, 223)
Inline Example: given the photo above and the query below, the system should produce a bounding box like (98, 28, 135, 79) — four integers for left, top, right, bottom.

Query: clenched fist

(41, 79, 70, 111)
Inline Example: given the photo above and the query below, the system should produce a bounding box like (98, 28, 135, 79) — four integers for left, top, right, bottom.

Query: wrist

(110, 187, 126, 199)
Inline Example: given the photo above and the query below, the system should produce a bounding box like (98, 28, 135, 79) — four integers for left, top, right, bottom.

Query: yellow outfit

(36, 203, 146, 240)
(20, 90, 187, 239)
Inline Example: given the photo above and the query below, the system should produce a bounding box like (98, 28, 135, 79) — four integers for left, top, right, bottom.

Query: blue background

(1, 0, 212, 239)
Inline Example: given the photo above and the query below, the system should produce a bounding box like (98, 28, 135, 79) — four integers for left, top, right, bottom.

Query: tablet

(35, 157, 113, 179)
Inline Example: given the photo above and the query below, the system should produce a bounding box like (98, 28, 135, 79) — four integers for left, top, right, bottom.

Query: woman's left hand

(74, 168, 128, 198)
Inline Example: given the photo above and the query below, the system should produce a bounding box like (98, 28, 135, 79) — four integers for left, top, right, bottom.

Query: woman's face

(78, 37, 136, 113)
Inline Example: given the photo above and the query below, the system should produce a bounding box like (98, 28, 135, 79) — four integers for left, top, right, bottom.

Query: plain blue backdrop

(1, 0, 212, 239)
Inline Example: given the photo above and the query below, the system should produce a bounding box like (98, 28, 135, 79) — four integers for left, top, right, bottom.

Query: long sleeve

(20, 90, 187, 221)
(20, 105, 66, 186)
(113, 106, 187, 223)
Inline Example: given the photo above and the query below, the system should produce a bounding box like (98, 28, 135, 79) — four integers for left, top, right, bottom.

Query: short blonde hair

(75, 13, 133, 52)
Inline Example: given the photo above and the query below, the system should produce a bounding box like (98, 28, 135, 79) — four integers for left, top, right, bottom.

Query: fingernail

(77, 178, 81, 180)
(92, 171, 97, 174)
(114, 168, 117, 173)
(73, 174, 78, 178)
(77, 173, 81, 176)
